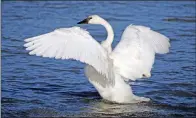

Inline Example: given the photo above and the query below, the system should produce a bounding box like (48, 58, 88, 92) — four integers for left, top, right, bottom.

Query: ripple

(163, 17, 196, 23)
(46, 83, 66, 88)
(182, 65, 196, 71)
(178, 34, 196, 37)
(67, 91, 100, 98)
(1, 97, 24, 104)
(171, 90, 196, 97)
(23, 108, 61, 117)
(2, 1, 196, 117)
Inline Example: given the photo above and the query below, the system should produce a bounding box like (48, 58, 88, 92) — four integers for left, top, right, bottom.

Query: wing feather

(111, 25, 170, 81)
(24, 27, 111, 82)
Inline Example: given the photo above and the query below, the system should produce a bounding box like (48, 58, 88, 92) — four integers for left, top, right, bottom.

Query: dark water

(2, 1, 196, 117)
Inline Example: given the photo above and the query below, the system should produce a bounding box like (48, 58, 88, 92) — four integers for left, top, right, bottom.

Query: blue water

(2, 1, 196, 117)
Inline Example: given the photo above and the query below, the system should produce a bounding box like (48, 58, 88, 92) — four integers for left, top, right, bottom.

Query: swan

(24, 15, 170, 103)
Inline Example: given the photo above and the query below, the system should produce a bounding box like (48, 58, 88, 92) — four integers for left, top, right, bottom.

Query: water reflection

(88, 100, 153, 115)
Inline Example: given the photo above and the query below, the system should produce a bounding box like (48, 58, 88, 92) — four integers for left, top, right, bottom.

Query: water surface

(2, 1, 196, 117)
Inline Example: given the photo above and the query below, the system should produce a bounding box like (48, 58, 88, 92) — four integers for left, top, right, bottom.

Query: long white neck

(100, 19, 114, 50)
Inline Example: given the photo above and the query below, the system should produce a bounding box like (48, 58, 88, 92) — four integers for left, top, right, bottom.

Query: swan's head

(77, 15, 104, 24)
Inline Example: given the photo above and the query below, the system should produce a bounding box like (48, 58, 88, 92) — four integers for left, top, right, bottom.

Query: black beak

(77, 18, 88, 24)
(77, 17, 91, 24)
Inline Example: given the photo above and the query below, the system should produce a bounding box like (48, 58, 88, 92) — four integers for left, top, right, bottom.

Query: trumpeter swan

(24, 15, 170, 103)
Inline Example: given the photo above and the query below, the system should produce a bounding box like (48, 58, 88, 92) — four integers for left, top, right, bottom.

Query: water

(2, 1, 196, 117)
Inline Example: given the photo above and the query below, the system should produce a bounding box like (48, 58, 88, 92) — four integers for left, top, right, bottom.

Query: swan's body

(24, 15, 170, 103)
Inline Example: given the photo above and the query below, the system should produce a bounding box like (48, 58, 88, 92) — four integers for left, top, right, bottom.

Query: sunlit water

(2, 1, 196, 117)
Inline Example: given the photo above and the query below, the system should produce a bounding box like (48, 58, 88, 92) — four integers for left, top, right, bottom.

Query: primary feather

(111, 25, 170, 81)
(24, 26, 111, 80)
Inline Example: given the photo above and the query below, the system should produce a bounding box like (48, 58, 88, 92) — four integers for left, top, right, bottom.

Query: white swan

(24, 15, 170, 103)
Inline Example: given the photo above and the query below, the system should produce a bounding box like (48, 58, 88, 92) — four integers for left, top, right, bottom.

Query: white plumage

(24, 27, 110, 78)
(24, 15, 170, 103)
(111, 25, 170, 81)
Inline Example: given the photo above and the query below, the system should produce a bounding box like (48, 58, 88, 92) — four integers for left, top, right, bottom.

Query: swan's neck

(100, 19, 114, 51)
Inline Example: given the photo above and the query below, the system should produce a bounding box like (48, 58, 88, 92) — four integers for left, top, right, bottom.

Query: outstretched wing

(110, 25, 170, 81)
(24, 26, 113, 86)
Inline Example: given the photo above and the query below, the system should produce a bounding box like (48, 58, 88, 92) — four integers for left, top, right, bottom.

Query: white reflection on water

(88, 100, 153, 115)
